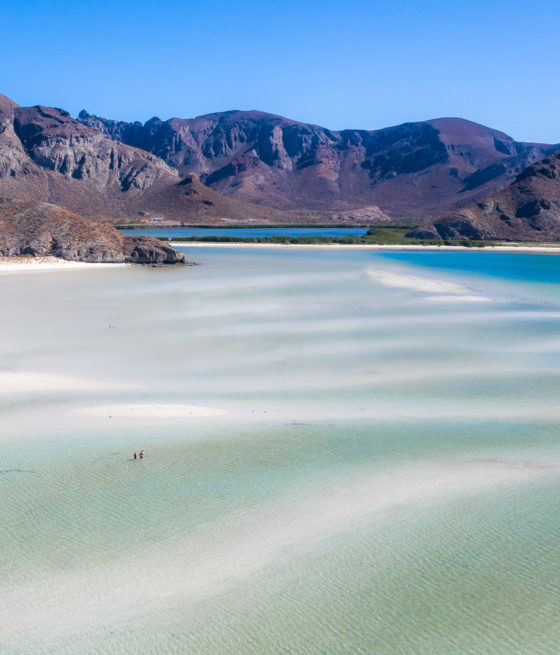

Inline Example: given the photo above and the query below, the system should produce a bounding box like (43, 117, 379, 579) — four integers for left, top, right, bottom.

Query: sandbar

(424, 294, 492, 302)
(367, 270, 471, 293)
(75, 403, 228, 418)
(366, 269, 492, 302)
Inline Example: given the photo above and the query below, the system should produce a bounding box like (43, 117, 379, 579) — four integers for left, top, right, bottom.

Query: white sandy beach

(0, 256, 128, 273)
(172, 241, 560, 252)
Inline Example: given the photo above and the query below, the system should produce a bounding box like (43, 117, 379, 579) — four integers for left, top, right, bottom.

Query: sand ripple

(75, 403, 228, 418)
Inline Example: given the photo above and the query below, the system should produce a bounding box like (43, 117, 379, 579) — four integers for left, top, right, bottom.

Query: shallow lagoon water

(119, 226, 370, 239)
(1, 248, 560, 653)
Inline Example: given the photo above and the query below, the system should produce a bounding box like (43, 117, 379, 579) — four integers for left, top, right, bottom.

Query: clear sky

(1, 0, 559, 142)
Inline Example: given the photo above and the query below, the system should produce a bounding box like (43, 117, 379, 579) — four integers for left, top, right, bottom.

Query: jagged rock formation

(0, 95, 296, 224)
(407, 151, 560, 241)
(78, 109, 557, 218)
(0, 198, 186, 263)
(0, 97, 174, 218)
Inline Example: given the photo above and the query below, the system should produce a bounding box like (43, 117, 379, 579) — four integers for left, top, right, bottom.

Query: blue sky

(1, 0, 559, 142)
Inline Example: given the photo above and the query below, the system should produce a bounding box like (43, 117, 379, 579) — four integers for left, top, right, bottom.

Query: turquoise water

(377, 250, 560, 284)
(1, 248, 559, 653)
(119, 226, 369, 238)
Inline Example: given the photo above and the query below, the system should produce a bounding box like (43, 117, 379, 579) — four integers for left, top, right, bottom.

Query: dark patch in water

(0, 469, 37, 475)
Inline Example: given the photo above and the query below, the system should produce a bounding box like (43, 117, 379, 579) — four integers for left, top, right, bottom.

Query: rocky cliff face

(14, 105, 175, 192)
(78, 109, 557, 218)
(0, 198, 186, 263)
(0, 94, 47, 196)
(0, 95, 292, 224)
(407, 151, 560, 241)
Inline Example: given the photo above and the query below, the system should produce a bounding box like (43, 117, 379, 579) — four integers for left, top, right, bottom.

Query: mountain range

(78, 108, 557, 219)
(1, 91, 559, 241)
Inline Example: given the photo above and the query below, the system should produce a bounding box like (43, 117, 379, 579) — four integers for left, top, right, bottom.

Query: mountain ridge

(78, 108, 557, 218)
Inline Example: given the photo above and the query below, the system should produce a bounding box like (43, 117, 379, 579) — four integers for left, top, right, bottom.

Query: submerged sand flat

(1, 247, 560, 654)
(2, 457, 556, 642)
(0, 371, 137, 394)
(76, 403, 228, 418)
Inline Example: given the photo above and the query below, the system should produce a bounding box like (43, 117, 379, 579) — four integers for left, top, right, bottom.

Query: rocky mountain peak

(0, 93, 18, 117)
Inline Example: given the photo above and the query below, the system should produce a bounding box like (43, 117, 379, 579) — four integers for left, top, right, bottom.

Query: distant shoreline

(170, 242, 560, 253)
(1, 244, 559, 275)
(115, 223, 376, 229)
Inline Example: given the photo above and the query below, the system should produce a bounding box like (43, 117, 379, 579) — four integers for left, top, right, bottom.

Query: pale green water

(1, 248, 560, 654)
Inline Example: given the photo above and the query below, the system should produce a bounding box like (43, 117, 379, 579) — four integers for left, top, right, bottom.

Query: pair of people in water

(133, 450, 144, 460)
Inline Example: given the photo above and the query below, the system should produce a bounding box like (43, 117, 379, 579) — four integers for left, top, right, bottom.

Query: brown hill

(0, 198, 185, 263)
(0, 95, 324, 225)
(407, 151, 560, 241)
(78, 109, 557, 219)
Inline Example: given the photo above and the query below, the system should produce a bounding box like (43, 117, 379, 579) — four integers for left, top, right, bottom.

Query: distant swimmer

(133, 452, 137, 460)
(139, 450, 144, 459)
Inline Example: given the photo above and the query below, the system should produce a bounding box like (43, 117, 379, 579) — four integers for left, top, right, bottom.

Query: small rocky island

(0, 198, 186, 265)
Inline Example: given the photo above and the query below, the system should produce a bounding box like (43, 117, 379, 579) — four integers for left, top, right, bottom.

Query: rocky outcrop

(407, 151, 560, 241)
(78, 109, 558, 218)
(324, 205, 394, 224)
(0, 198, 186, 264)
(122, 236, 187, 265)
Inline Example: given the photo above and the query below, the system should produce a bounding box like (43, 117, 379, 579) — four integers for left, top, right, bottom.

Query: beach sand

(171, 242, 560, 252)
(0, 256, 128, 273)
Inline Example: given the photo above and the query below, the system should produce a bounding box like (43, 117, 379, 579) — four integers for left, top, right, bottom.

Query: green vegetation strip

(154, 227, 493, 248)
